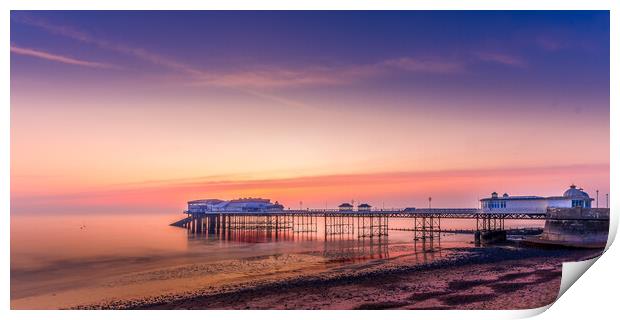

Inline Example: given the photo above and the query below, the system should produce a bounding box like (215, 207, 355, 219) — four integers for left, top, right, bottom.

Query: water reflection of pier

(184, 213, 319, 243)
(323, 237, 390, 262)
(182, 213, 393, 241)
(321, 235, 444, 265)
(180, 213, 450, 263)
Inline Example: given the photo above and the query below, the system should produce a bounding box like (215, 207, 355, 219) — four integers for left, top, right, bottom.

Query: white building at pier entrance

(480, 185, 593, 213)
(186, 198, 284, 213)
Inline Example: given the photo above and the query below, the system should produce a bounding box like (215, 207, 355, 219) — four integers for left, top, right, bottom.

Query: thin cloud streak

(536, 35, 566, 51)
(14, 14, 465, 90)
(194, 57, 465, 89)
(381, 57, 464, 74)
(163, 163, 609, 190)
(473, 51, 527, 67)
(11, 163, 609, 213)
(13, 14, 204, 76)
(10, 45, 118, 69)
(14, 14, 468, 110)
(12, 163, 609, 201)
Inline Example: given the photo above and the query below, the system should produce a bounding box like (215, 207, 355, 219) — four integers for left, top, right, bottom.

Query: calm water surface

(11, 212, 543, 309)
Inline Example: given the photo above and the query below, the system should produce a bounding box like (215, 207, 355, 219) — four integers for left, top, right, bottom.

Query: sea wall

(536, 207, 610, 247)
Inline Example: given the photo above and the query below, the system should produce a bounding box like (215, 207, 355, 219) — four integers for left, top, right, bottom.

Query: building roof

(545, 196, 570, 200)
(188, 199, 225, 204)
(339, 203, 353, 207)
(480, 196, 544, 201)
(229, 198, 271, 203)
(563, 185, 591, 199)
(358, 203, 372, 208)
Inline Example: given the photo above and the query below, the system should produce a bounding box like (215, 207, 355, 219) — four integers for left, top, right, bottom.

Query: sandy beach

(78, 245, 600, 310)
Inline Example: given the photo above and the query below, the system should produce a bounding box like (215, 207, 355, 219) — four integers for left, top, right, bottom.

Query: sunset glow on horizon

(10, 11, 610, 213)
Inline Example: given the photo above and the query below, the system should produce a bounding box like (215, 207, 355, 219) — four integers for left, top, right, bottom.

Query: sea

(10, 212, 544, 309)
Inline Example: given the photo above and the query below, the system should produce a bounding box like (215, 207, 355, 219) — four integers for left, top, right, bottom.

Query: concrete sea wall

(529, 207, 610, 248)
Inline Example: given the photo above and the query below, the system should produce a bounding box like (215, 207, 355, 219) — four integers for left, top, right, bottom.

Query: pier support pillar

(208, 215, 216, 234)
(195, 216, 202, 234)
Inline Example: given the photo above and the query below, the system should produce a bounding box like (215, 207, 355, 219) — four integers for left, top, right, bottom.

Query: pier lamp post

(597, 190, 599, 208)
(428, 197, 432, 210)
(607, 194, 609, 208)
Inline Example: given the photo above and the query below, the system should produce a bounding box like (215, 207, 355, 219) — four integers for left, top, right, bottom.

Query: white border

(1, 1, 617, 320)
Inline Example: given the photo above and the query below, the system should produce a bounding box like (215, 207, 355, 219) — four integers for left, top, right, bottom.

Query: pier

(176, 207, 548, 242)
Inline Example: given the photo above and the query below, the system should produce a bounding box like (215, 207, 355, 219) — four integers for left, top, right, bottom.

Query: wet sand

(84, 246, 600, 310)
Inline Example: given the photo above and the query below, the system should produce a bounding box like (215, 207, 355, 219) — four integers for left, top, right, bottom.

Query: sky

(10, 11, 610, 213)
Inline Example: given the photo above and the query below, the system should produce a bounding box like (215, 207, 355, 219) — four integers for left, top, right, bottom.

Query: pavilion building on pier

(187, 198, 284, 214)
(480, 185, 594, 212)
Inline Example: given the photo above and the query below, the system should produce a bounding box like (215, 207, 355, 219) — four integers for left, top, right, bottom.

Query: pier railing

(184, 207, 546, 220)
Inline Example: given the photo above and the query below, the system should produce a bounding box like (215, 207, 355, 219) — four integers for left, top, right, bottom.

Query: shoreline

(78, 244, 601, 310)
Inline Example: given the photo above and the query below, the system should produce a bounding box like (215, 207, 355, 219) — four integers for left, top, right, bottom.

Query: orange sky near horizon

(10, 70, 611, 213)
(11, 163, 610, 213)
